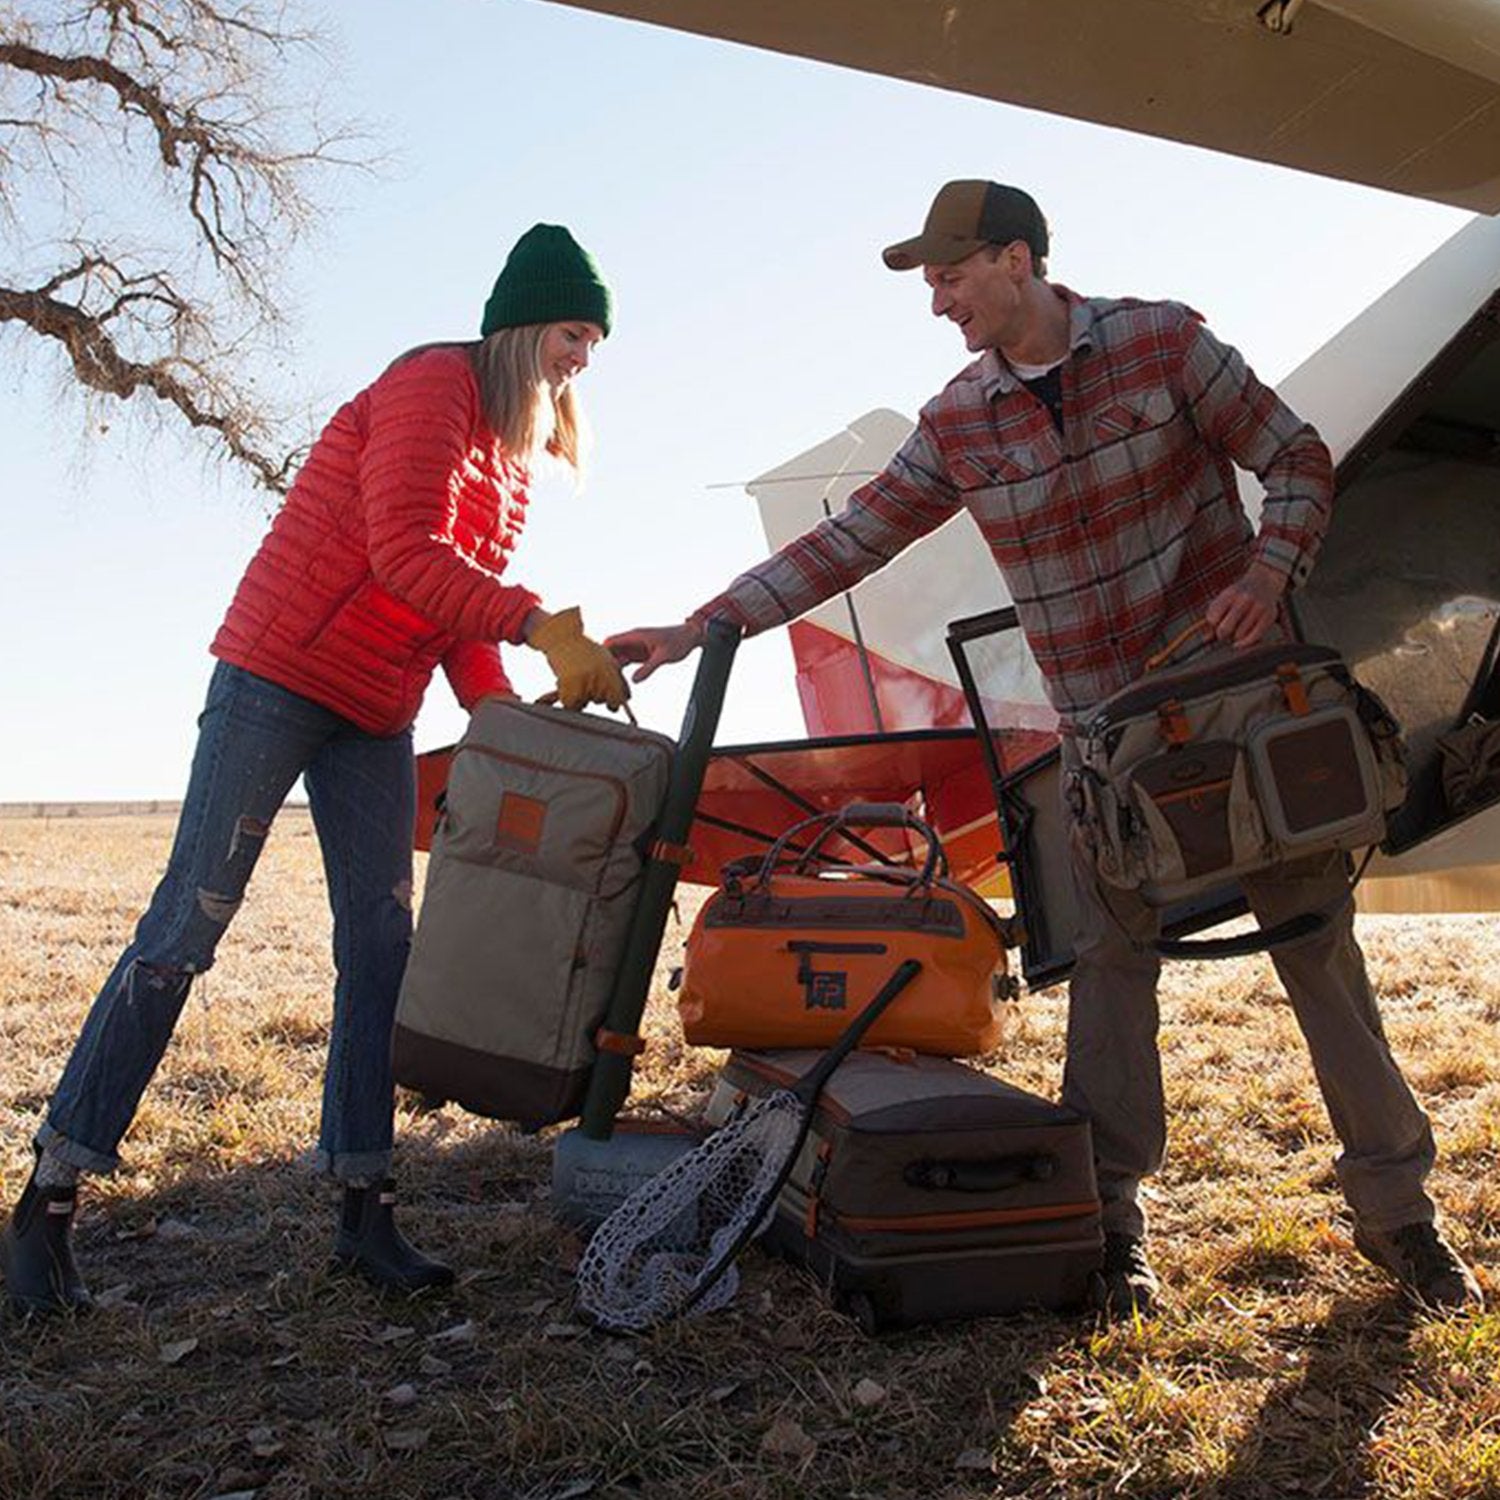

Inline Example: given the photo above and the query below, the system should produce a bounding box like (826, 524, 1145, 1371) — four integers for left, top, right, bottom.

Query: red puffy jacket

(212, 346, 540, 734)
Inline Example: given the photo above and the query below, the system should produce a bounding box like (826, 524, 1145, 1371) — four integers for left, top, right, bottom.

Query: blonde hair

(387, 326, 590, 477)
(473, 325, 589, 476)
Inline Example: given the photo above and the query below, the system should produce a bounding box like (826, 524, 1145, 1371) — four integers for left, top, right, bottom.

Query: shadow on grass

(1209, 1293, 1418, 1500)
(2, 1123, 1084, 1500)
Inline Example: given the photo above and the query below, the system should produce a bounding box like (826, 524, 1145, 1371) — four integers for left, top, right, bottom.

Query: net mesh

(575, 1090, 802, 1332)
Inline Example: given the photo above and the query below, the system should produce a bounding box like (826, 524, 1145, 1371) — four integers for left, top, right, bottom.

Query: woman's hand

(527, 607, 630, 710)
(605, 621, 705, 683)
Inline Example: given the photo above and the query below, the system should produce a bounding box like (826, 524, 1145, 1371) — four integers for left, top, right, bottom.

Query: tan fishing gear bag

(1069, 627, 1406, 910)
(393, 699, 674, 1128)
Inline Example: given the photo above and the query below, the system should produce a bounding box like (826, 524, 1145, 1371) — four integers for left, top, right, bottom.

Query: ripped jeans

(38, 662, 416, 1181)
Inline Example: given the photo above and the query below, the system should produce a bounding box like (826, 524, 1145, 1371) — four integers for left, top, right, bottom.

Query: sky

(0, 0, 1474, 801)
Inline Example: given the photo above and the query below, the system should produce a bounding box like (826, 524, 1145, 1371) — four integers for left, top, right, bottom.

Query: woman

(1, 224, 628, 1314)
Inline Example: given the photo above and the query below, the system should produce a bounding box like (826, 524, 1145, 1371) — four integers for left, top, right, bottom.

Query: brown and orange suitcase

(705, 1048, 1102, 1331)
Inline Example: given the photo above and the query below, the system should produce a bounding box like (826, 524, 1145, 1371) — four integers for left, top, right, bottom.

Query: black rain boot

(1, 1170, 94, 1317)
(331, 1179, 454, 1293)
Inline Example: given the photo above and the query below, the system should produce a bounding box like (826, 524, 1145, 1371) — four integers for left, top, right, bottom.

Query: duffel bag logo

(805, 970, 848, 1011)
(792, 939, 889, 1012)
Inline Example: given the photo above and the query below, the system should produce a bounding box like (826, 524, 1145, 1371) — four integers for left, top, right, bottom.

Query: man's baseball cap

(882, 180, 1049, 271)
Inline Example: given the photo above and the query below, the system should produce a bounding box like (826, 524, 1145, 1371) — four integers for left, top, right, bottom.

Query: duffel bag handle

(794, 803, 947, 888)
(835, 801, 910, 827)
(752, 803, 947, 891)
(533, 690, 640, 727)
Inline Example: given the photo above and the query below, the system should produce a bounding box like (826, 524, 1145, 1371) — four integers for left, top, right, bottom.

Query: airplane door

(946, 609, 1253, 989)
(1289, 291, 1500, 868)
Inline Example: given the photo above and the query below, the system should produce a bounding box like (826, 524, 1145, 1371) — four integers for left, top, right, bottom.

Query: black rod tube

(579, 619, 740, 1139)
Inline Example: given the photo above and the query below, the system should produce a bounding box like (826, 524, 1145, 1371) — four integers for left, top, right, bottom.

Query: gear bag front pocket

(1071, 637, 1406, 909)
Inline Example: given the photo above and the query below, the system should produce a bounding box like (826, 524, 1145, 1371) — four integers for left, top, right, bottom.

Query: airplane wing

(681, 725, 1052, 894)
(545, 0, 1500, 212)
(415, 724, 1052, 894)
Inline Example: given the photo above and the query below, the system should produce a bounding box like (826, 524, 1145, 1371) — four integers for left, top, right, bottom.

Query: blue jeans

(39, 662, 416, 1181)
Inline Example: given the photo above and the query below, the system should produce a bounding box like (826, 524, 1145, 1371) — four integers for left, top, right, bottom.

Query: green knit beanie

(480, 224, 613, 339)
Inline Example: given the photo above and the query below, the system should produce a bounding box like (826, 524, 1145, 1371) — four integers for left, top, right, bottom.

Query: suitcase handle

(533, 690, 640, 728)
(754, 804, 948, 891)
(904, 1153, 1057, 1193)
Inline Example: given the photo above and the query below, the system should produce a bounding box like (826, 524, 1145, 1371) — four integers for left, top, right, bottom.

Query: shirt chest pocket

(948, 443, 1040, 493)
(1093, 389, 1175, 440)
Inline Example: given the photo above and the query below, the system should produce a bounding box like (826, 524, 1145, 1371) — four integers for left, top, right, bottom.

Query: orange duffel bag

(678, 803, 1019, 1056)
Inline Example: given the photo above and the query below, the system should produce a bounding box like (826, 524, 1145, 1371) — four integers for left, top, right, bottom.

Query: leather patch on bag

(495, 792, 547, 853)
(806, 971, 848, 1010)
(1261, 718, 1366, 833)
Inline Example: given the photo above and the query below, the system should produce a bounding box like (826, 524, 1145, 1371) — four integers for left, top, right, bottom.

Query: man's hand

(605, 621, 705, 683)
(1205, 561, 1286, 648)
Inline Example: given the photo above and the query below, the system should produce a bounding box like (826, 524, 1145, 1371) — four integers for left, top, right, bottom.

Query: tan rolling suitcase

(393, 699, 673, 1128)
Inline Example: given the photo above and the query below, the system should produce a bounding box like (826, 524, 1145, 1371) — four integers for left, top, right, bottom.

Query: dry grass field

(1, 813, 1498, 1500)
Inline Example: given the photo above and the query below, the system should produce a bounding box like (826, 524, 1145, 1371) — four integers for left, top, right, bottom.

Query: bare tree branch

(0, 1, 369, 490)
(0, 41, 187, 166)
(0, 260, 298, 491)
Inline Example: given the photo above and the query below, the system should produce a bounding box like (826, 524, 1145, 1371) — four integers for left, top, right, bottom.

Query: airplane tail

(747, 408, 1056, 742)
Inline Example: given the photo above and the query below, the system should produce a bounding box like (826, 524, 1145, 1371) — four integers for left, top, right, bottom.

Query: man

(610, 180, 1483, 1316)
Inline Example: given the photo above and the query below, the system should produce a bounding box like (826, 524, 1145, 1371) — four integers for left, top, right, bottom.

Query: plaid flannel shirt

(694, 289, 1333, 721)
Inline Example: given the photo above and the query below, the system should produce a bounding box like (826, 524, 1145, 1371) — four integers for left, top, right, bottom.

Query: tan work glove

(528, 607, 630, 712)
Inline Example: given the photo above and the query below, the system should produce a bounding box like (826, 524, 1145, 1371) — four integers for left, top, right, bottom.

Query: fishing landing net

(574, 1087, 803, 1332)
(574, 958, 923, 1334)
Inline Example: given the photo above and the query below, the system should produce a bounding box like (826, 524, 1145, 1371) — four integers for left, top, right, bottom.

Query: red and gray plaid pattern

(694, 290, 1333, 720)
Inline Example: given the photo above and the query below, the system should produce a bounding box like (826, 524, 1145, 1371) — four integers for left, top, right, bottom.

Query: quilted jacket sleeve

(358, 350, 540, 642)
(441, 638, 515, 709)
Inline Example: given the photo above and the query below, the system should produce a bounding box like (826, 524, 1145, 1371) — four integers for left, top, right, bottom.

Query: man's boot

(1354, 1221, 1484, 1312)
(331, 1179, 454, 1293)
(1092, 1231, 1159, 1318)
(0, 1169, 93, 1316)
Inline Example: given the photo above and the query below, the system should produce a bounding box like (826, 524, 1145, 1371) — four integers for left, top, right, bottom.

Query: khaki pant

(1060, 772, 1436, 1240)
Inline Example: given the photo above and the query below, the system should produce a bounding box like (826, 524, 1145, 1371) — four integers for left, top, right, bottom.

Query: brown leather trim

(1152, 776, 1233, 807)
(729, 1054, 855, 1126)
(650, 839, 694, 866)
(392, 1023, 585, 1126)
(705, 891, 967, 936)
(595, 1028, 646, 1057)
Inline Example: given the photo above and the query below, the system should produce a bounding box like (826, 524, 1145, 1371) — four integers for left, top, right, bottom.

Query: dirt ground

(1, 814, 1497, 1499)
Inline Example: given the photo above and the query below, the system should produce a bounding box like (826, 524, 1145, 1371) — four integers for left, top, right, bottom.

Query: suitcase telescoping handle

(754, 803, 949, 891)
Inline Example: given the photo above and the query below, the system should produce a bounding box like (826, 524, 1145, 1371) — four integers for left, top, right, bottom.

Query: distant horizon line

(1, 800, 311, 819)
